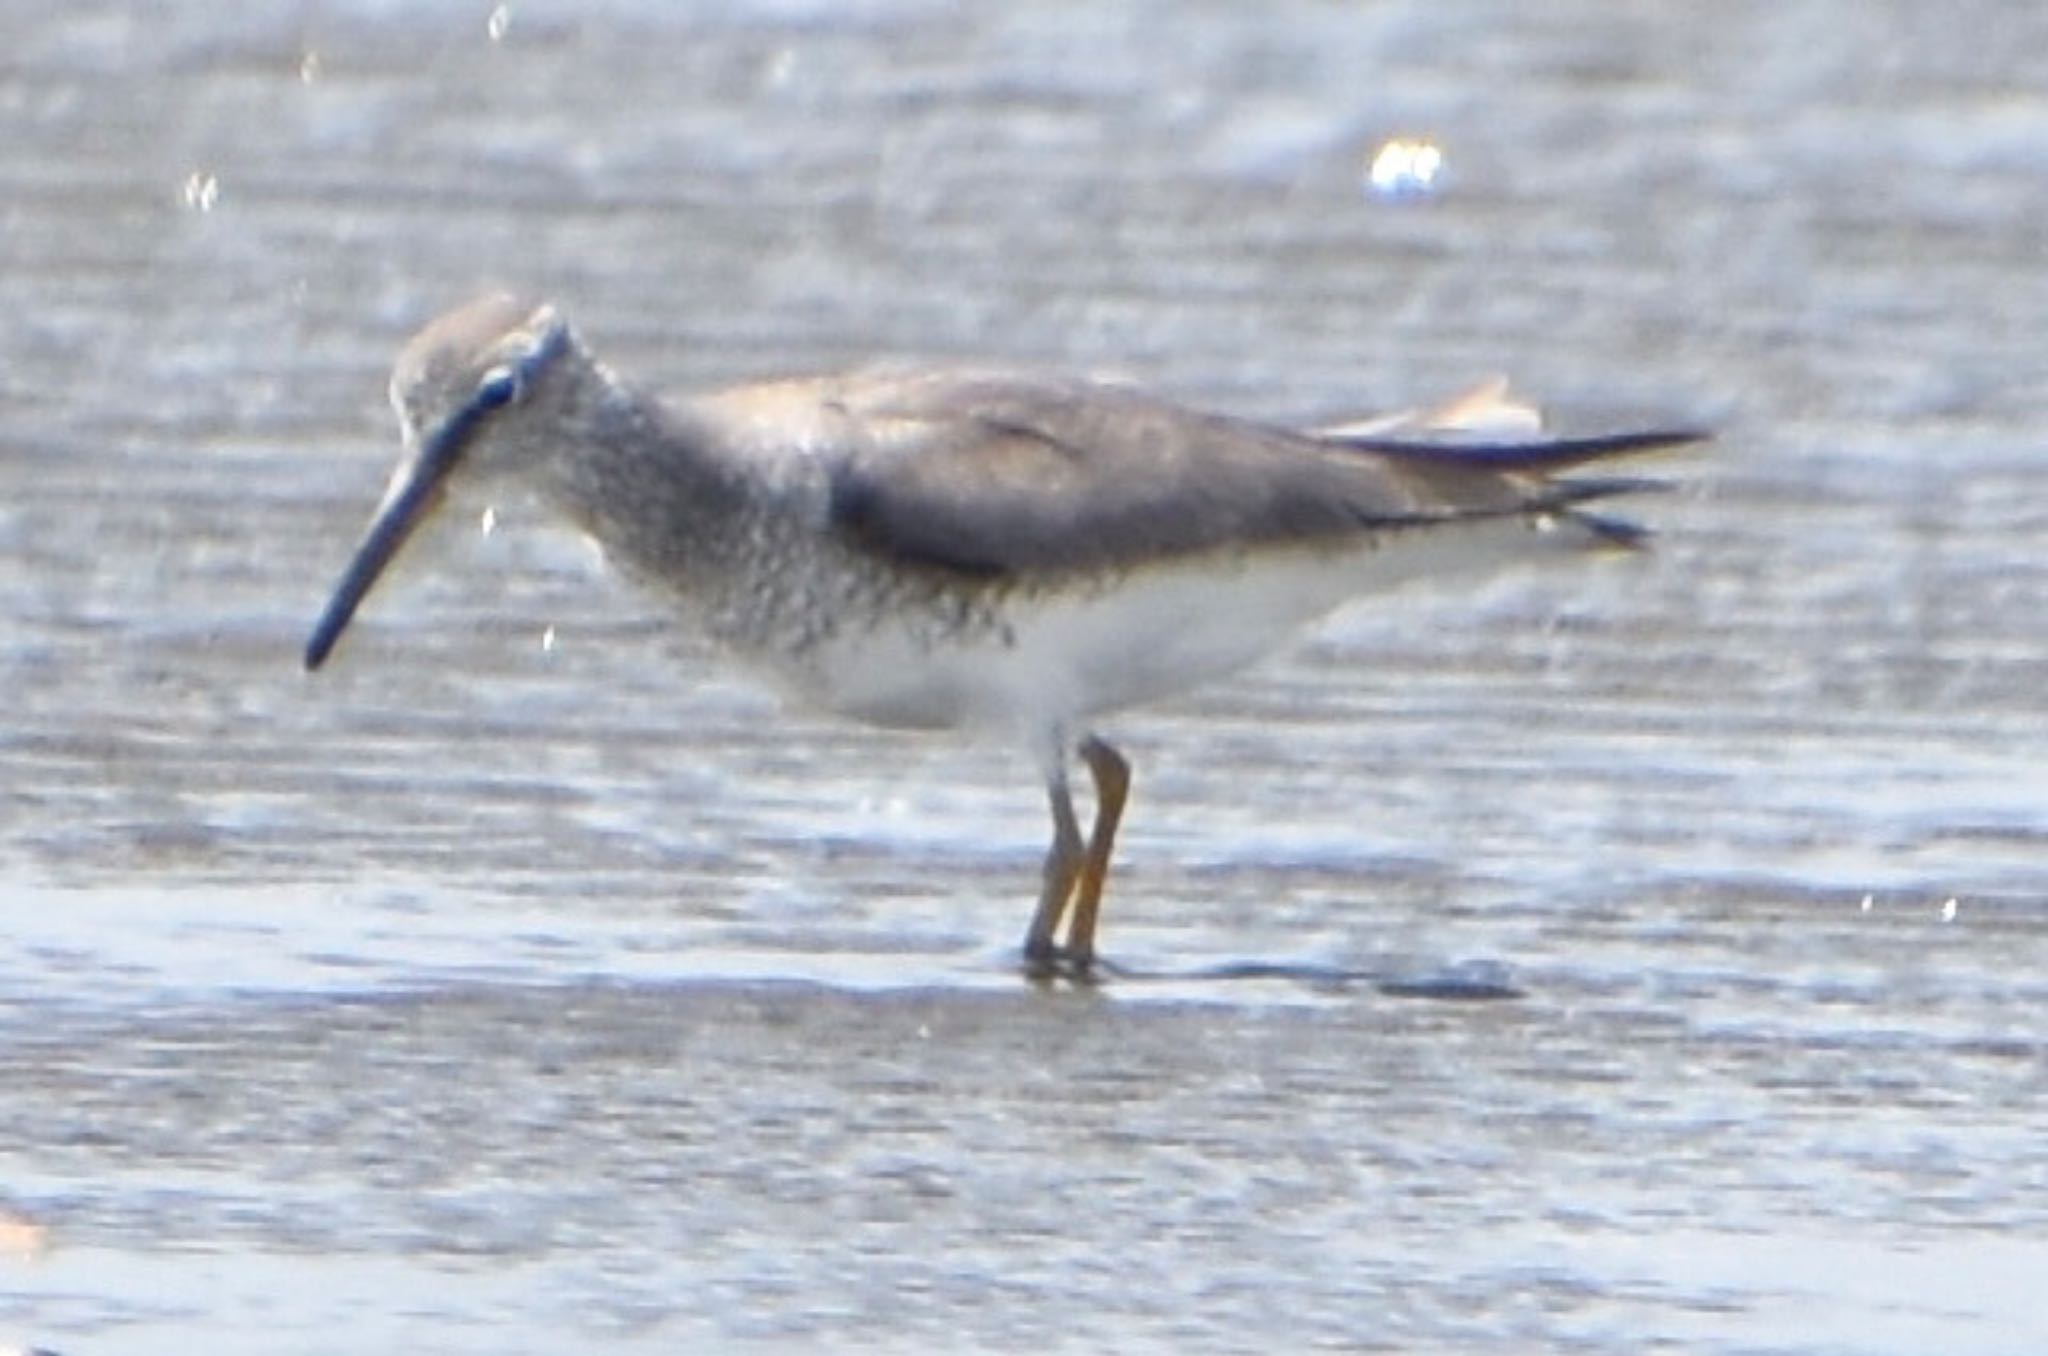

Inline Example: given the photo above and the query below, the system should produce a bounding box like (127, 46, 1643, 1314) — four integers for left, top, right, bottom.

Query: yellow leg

(1059, 736, 1130, 971)
(1022, 764, 1086, 970)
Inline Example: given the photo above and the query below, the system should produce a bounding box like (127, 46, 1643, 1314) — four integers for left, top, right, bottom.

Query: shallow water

(3, 2, 2044, 1352)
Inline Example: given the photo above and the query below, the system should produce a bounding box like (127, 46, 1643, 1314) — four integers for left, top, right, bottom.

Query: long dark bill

(303, 401, 488, 671)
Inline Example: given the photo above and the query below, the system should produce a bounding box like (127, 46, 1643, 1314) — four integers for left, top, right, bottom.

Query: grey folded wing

(817, 368, 1697, 578)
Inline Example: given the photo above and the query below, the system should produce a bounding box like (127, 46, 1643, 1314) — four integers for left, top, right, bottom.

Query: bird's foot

(1020, 941, 1104, 986)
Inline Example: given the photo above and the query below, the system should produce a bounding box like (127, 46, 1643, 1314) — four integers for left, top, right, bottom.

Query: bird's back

(678, 364, 1685, 582)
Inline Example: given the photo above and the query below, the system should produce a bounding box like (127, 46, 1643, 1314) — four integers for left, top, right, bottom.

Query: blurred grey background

(2, 3, 2043, 1352)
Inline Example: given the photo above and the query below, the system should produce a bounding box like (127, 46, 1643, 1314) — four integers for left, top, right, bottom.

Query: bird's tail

(1317, 426, 1708, 473)
(1312, 380, 1704, 550)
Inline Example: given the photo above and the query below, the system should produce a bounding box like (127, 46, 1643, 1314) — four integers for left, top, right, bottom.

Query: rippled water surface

(3, 2, 2044, 1352)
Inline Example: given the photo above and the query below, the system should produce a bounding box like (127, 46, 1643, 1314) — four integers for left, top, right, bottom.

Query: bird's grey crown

(389, 292, 567, 441)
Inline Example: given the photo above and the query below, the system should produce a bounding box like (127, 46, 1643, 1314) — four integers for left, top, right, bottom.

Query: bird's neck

(536, 378, 785, 604)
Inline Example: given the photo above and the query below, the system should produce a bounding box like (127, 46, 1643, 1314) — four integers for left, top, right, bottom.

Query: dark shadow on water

(1042, 956, 1528, 1002)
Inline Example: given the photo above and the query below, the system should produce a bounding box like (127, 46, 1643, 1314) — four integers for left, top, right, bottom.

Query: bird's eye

(475, 365, 521, 410)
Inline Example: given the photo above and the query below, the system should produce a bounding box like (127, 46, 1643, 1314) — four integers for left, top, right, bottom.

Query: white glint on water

(1366, 138, 1445, 200)
(181, 171, 220, 212)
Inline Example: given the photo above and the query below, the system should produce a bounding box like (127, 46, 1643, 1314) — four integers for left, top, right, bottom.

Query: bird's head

(305, 293, 577, 670)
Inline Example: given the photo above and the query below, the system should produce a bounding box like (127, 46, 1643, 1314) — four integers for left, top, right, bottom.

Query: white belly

(783, 514, 1592, 739)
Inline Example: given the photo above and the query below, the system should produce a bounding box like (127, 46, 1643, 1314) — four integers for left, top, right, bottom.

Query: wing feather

(802, 368, 1689, 578)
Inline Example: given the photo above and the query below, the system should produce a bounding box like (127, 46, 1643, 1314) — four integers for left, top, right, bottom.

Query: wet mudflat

(2, 2, 2044, 1351)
